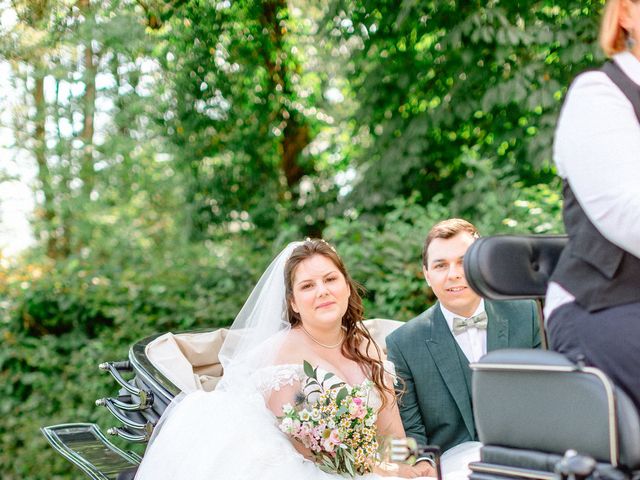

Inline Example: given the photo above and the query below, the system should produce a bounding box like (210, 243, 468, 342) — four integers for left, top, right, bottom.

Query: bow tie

(452, 312, 488, 335)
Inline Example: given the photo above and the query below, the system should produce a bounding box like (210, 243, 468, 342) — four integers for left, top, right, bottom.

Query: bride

(135, 239, 480, 479)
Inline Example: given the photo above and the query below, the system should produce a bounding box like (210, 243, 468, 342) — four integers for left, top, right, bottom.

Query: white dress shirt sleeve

(553, 53, 640, 258)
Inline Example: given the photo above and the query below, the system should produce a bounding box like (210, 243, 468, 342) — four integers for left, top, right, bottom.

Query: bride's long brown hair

(284, 239, 395, 408)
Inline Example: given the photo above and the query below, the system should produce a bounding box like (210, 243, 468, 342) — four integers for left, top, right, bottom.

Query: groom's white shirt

(440, 299, 487, 363)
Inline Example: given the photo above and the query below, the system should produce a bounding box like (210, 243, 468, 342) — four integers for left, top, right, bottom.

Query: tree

(149, 0, 343, 240)
(1, 0, 169, 258)
(326, 0, 603, 218)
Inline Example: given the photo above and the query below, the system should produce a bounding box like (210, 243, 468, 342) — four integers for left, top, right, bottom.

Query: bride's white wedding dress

(134, 363, 480, 480)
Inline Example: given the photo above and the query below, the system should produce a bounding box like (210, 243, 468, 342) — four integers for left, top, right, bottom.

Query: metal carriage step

(41, 423, 141, 480)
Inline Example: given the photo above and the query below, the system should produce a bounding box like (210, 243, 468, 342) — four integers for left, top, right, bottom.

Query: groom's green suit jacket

(386, 300, 540, 452)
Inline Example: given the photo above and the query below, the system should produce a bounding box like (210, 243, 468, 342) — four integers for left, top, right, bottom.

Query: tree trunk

(32, 72, 61, 258)
(259, 0, 311, 189)
(79, 0, 96, 198)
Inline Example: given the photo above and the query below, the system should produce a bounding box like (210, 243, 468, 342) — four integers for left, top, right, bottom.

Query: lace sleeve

(251, 364, 306, 422)
(253, 364, 304, 396)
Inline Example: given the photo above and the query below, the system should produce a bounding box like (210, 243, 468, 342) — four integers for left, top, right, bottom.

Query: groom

(386, 219, 540, 452)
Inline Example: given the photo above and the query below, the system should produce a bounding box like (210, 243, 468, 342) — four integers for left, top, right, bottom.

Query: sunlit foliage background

(0, 0, 603, 477)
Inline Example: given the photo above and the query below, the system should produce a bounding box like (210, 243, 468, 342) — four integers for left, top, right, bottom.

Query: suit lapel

(486, 300, 509, 351)
(424, 306, 476, 439)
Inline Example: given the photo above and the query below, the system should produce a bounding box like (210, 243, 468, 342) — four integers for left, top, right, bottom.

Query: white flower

(282, 403, 294, 415)
(300, 409, 311, 421)
(280, 417, 294, 433)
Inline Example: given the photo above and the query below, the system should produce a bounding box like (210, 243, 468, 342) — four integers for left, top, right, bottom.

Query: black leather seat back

(472, 349, 640, 469)
(464, 235, 567, 300)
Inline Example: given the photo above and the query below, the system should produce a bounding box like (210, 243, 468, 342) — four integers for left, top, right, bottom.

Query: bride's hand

(373, 461, 435, 478)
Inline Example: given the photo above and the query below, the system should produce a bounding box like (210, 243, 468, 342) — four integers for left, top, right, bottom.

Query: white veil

(215, 241, 304, 390)
(146, 241, 303, 447)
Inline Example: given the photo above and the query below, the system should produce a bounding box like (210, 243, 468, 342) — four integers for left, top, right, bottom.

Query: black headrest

(464, 235, 567, 300)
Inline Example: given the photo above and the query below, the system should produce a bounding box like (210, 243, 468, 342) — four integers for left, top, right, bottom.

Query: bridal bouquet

(278, 361, 379, 477)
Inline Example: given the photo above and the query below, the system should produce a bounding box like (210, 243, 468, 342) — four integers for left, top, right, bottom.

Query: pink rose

(321, 428, 341, 453)
(349, 399, 367, 419)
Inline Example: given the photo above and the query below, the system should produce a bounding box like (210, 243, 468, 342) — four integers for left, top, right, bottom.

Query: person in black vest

(546, 0, 640, 412)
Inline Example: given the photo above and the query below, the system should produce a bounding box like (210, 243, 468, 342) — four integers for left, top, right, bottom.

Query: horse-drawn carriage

(42, 235, 640, 480)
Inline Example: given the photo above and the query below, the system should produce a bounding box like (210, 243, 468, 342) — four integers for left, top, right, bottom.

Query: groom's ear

(422, 265, 431, 287)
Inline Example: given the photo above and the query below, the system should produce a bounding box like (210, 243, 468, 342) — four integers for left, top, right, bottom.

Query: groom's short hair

(422, 218, 480, 267)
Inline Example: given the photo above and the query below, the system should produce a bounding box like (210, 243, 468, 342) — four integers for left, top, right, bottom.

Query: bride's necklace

(300, 324, 344, 349)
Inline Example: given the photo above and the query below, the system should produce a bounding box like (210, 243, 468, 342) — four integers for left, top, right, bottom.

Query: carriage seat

(145, 329, 229, 393)
(471, 348, 640, 476)
(144, 319, 402, 396)
(463, 235, 640, 479)
(363, 318, 404, 354)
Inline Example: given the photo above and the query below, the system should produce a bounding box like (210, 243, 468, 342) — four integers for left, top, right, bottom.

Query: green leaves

(153, 0, 333, 239)
(0, 1, 595, 476)
(334, 0, 601, 215)
(335, 386, 349, 408)
(303, 359, 317, 380)
(323, 371, 336, 383)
